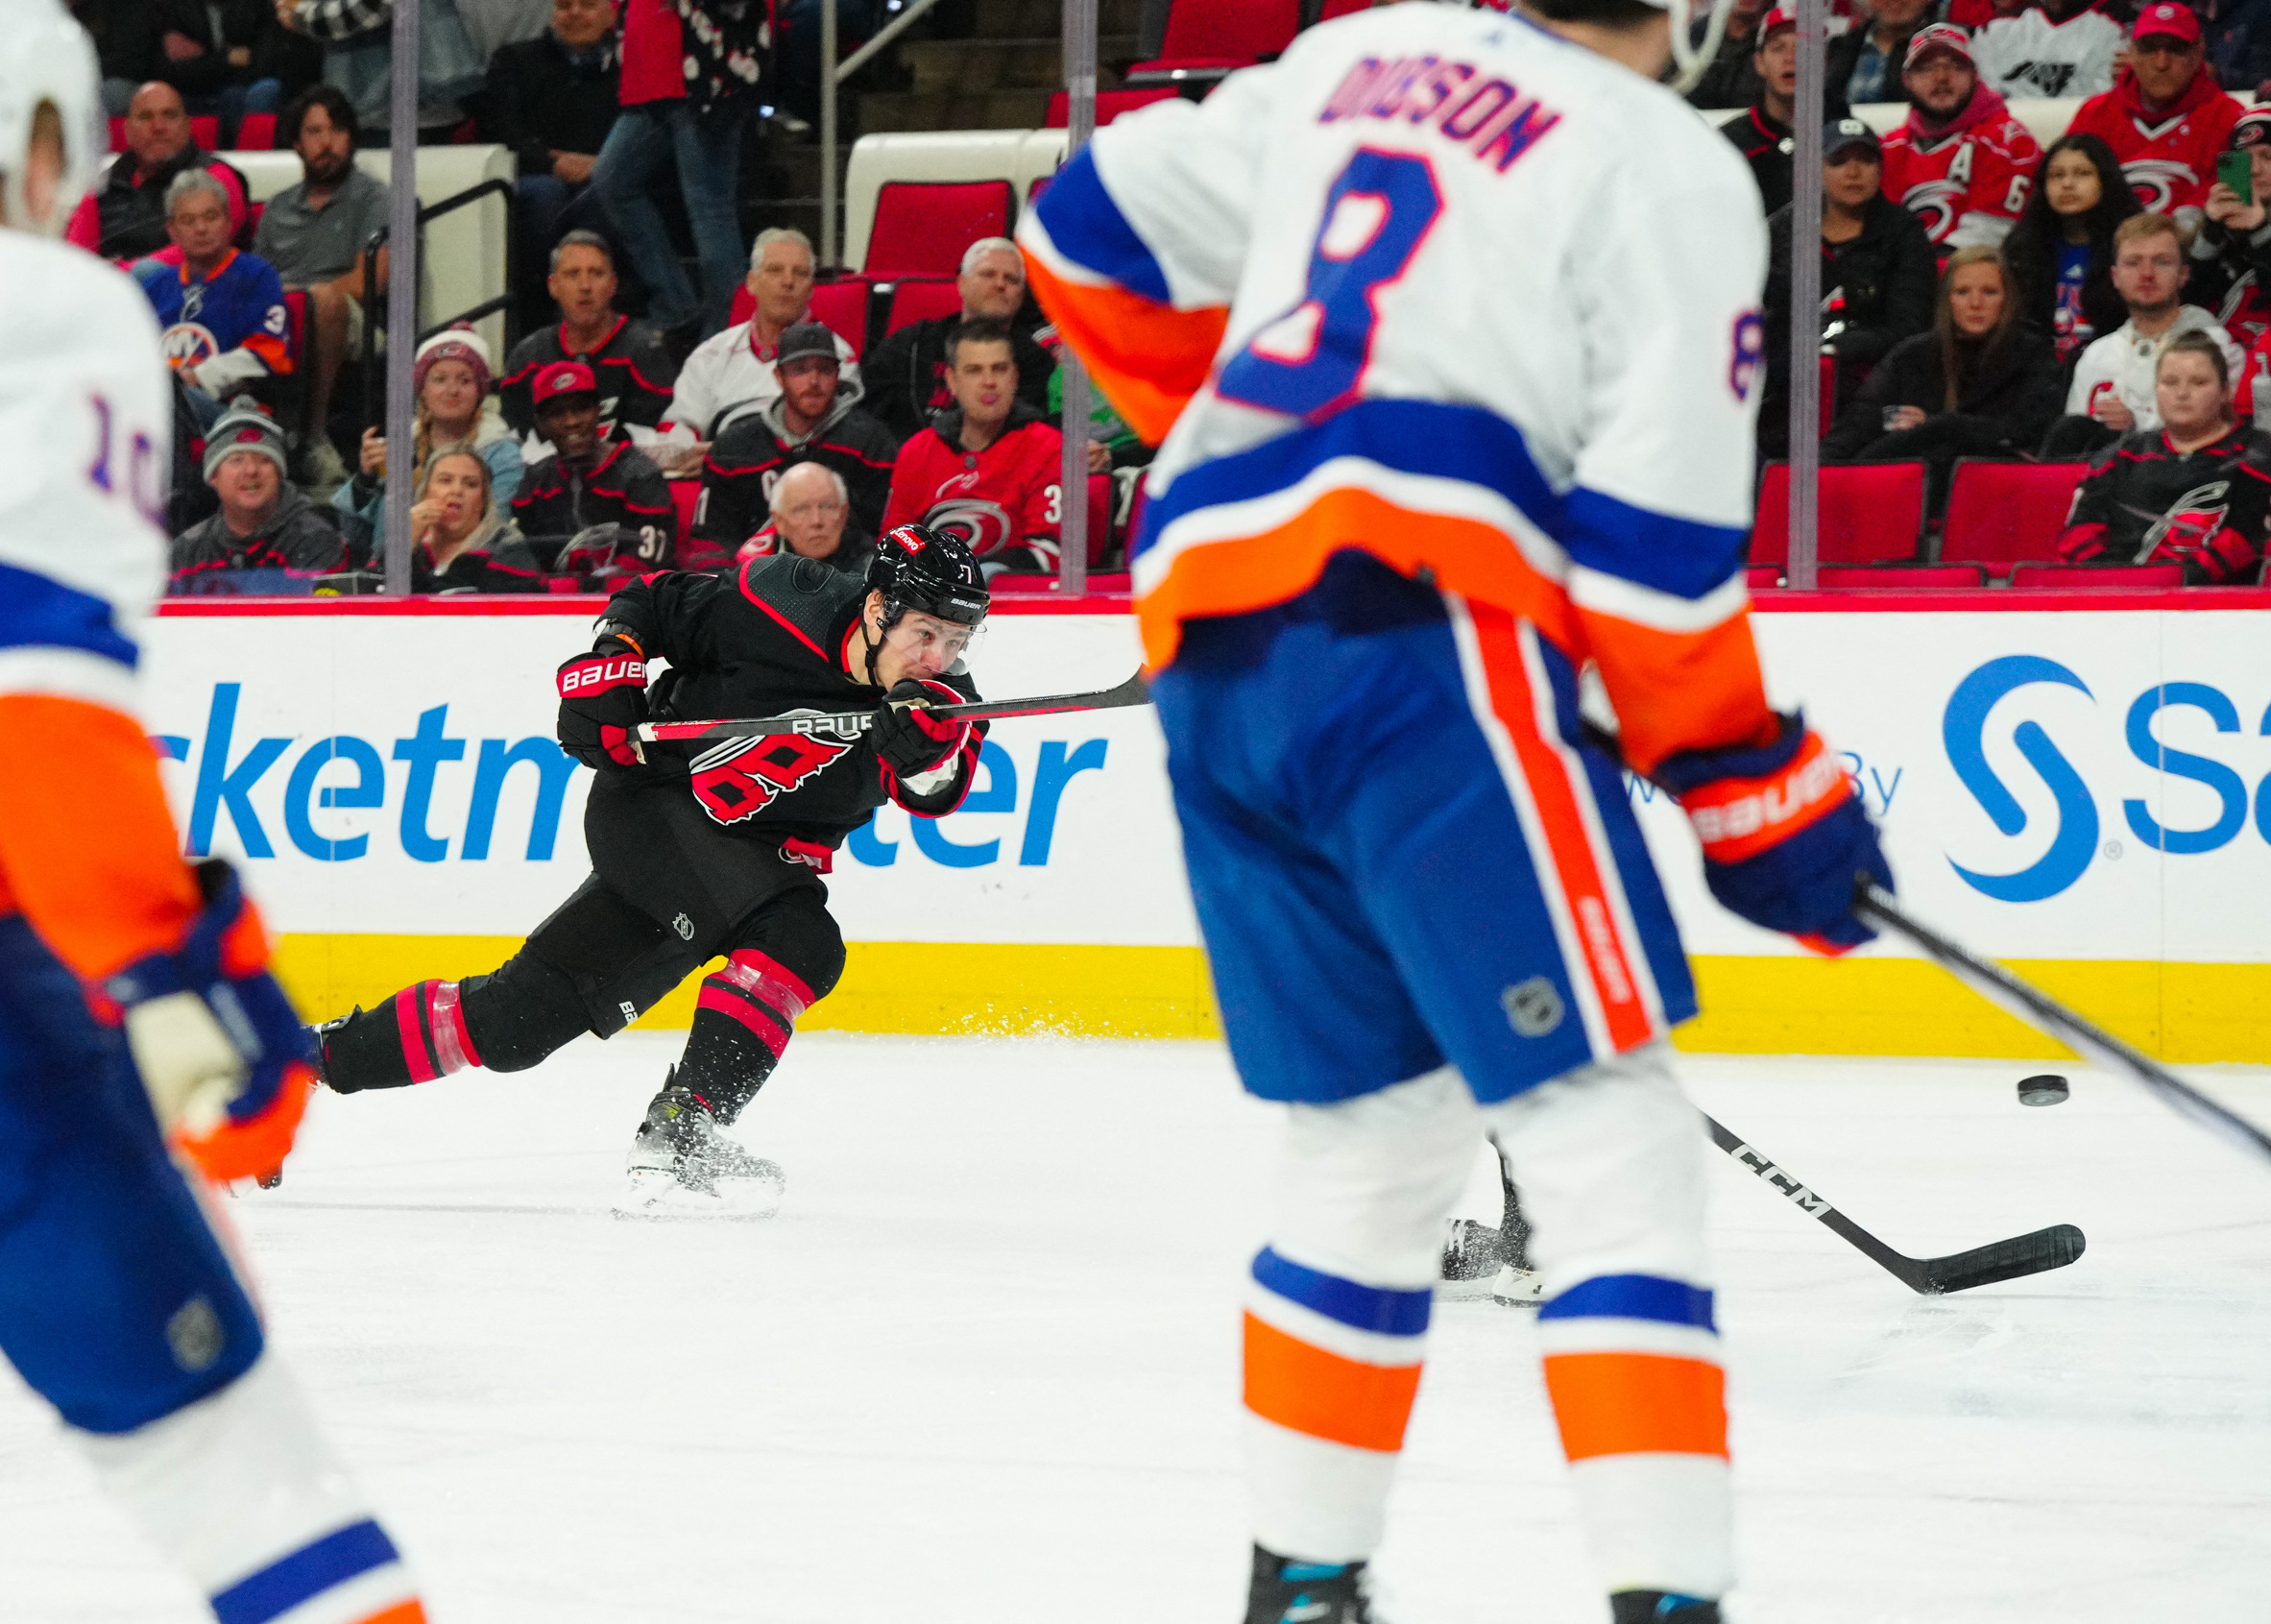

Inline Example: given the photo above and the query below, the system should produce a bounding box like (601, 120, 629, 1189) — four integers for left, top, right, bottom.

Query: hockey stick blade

(1705, 1113, 2085, 1295)
(637, 669, 1151, 745)
(1856, 884, 2271, 1170)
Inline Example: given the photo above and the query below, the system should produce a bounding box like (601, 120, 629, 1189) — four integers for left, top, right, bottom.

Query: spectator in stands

(592, 0, 765, 344)
(2059, 330, 2271, 581)
(1686, 0, 1774, 112)
(274, 0, 487, 143)
(151, 0, 314, 144)
(510, 361, 676, 576)
(168, 400, 346, 591)
(73, 0, 159, 116)
(1719, 9, 1821, 217)
(1822, 246, 2065, 483)
(1759, 120, 1937, 459)
(1878, 26, 2041, 252)
(334, 327, 524, 562)
(255, 85, 391, 491)
(2001, 133, 2141, 366)
(692, 322, 898, 564)
(1829, 0, 1934, 107)
(136, 172, 292, 434)
(2201, 0, 2271, 106)
(65, 81, 250, 261)
(2189, 109, 2271, 351)
(2065, 4, 2246, 230)
(656, 229, 859, 472)
(883, 319, 1065, 577)
(1971, 0, 2124, 101)
(2051, 212, 2244, 454)
(482, 0, 620, 286)
(406, 448, 544, 592)
(729, 462, 875, 574)
(864, 238, 1057, 444)
(499, 231, 678, 444)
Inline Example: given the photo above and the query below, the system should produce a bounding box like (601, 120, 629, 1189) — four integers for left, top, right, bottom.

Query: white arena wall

(145, 593, 2271, 1060)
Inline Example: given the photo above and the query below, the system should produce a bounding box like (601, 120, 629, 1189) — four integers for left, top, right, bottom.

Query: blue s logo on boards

(1943, 655, 2100, 903)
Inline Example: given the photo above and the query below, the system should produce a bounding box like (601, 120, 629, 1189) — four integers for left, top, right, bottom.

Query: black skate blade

(1919, 1223, 2086, 1294)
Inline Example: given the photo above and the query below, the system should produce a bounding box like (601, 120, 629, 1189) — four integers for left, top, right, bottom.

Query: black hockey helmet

(868, 522, 989, 629)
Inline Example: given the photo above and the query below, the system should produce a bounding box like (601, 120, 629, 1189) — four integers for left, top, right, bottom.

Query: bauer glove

(103, 860, 316, 1183)
(557, 640, 649, 770)
(871, 678, 972, 778)
(1653, 712, 1892, 955)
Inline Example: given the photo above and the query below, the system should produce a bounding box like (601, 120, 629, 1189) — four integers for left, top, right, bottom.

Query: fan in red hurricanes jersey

(2064, 4, 2245, 228)
(1878, 25, 2041, 250)
(881, 317, 1065, 576)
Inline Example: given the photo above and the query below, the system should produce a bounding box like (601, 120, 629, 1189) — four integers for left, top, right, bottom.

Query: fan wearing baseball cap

(2190, 109, 2271, 357)
(510, 360, 680, 583)
(1717, 8, 1853, 216)
(2065, 3, 2245, 229)
(1878, 24, 2042, 250)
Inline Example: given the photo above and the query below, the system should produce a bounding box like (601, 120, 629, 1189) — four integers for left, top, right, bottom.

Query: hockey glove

(557, 640, 649, 769)
(1653, 713, 1892, 955)
(871, 678, 972, 778)
(103, 860, 316, 1183)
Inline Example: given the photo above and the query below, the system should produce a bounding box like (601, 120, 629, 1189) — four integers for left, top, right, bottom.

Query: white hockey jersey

(0, 232, 168, 714)
(2066, 306, 2244, 430)
(1019, 5, 1775, 776)
(1970, 7, 2123, 102)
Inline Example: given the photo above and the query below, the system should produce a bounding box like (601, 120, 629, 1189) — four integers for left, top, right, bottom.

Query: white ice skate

(1488, 1263, 1542, 1306)
(612, 1080, 785, 1221)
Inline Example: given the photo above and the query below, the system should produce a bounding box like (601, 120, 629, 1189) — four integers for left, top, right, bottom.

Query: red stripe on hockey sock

(696, 982, 790, 1057)
(426, 980, 480, 1074)
(1543, 1351, 1727, 1462)
(716, 950, 814, 1023)
(352, 1603, 427, 1624)
(1243, 1312, 1421, 1453)
(394, 985, 439, 1083)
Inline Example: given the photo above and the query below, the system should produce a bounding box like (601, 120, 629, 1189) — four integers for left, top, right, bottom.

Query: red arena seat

(188, 115, 220, 151)
(1815, 563, 1989, 587)
(670, 480, 701, 539)
(1127, 0, 1300, 85)
(1750, 462, 1926, 566)
(1746, 563, 1784, 590)
(1045, 87, 1182, 128)
(234, 112, 277, 151)
(2008, 562, 2186, 590)
(884, 277, 964, 336)
(861, 181, 1015, 279)
(108, 116, 127, 153)
(806, 278, 873, 357)
(1940, 459, 2091, 577)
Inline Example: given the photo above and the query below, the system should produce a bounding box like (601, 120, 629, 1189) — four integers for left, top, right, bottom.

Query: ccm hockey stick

(1705, 1113, 2086, 1294)
(636, 669, 1151, 745)
(1857, 884, 2271, 1168)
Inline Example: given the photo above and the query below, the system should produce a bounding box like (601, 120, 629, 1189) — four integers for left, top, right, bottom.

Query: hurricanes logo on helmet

(921, 498, 1015, 556)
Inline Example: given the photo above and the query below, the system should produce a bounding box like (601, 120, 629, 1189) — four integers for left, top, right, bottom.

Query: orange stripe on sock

(1542, 1351, 1727, 1462)
(1243, 1312, 1422, 1453)
(352, 1602, 427, 1624)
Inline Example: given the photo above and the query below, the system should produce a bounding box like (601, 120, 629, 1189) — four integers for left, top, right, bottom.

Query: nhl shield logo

(1501, 977, 1565, 1038)
(672, 912, 695, 940)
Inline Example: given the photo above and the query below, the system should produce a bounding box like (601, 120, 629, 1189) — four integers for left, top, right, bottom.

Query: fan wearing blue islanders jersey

(0, 11, 427, 1624)
(1021, 1, 1892, 1620)
(133, 169, 292, 403)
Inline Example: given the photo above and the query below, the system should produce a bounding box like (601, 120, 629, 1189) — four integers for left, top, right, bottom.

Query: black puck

(2017, 1074, 2070, 1107)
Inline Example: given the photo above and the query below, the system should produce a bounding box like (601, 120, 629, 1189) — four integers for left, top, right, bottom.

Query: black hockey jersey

(499, 315, 679, 440)
(2059, 425, 2271, 583)
(600, 554, 984, 848)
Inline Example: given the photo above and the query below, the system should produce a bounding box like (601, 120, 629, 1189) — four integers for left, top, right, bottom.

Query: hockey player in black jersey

(316, 524, 990, 1212)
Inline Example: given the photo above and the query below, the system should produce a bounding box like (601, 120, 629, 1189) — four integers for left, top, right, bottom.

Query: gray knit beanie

(203, 400, 291, 482)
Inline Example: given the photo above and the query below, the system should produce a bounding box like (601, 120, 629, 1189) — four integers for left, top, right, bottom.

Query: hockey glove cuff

(1655, 713, 1892, 955)
(872, 678, 972, 778)
(103, 860, 316, 1182)
(557, 642, 649, 769)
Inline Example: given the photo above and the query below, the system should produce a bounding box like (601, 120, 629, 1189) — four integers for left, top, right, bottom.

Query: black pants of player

(322, 777, 847, 1123)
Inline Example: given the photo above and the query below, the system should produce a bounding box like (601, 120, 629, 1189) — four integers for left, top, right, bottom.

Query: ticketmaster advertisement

(140, 602, 2271, 1059)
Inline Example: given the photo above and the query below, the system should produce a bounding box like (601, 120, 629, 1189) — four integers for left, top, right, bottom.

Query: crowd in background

(72, 0, 2271, 593)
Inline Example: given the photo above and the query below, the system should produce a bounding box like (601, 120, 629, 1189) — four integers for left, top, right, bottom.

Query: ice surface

(3, 1037, 2268, 1622)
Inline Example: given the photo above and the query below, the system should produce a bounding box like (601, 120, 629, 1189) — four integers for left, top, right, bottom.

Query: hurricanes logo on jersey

(1899, 178, 1966, 243)
(922, 497, 1017, 556)
(2120, 158, 2197, 215)
(689, 712, 853, 826)
(2144, 479, 2232, 560)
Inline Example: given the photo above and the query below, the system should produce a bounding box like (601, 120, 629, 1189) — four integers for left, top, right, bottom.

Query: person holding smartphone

(2189, 109, 2271, 353)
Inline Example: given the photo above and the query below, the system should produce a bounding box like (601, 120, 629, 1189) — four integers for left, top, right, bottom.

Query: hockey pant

(0, 916, 423, 1624)
(1151, 555, 1726, 1599)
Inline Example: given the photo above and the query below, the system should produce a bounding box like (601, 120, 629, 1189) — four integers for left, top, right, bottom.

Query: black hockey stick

(1856, 883, 2271, 1168)
(1705, 1113, 2086, 1294)
(636, 668, 1151, 745)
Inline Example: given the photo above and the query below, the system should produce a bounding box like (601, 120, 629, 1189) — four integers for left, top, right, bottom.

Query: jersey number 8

(1215, 148, 1444, 423)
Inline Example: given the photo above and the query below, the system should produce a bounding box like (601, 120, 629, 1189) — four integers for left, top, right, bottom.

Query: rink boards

(144, 592, 2271, 1060)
